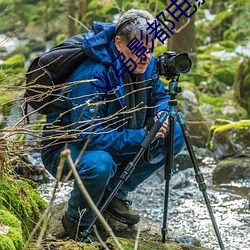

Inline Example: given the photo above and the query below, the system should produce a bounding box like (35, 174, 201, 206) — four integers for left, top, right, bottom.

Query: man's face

(115, 35, 156, 74)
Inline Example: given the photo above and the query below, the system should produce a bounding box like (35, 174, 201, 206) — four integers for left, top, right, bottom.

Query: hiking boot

(61, 213, 97, 243)
(105, 196, 140, 225)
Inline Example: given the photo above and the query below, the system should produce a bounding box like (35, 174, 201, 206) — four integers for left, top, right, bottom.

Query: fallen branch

(62, 148, 124, 250)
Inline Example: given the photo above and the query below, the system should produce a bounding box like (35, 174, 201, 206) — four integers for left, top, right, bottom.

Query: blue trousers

(41, 123, 185, 226)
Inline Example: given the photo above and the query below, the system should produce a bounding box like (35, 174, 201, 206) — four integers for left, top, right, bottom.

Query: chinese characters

(92, 0, 205, 100)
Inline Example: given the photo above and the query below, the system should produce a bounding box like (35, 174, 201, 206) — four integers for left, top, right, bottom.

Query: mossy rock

(209, 120, 250, 160)
(235, 58, 250, 116)
(45, 202, 211, 250)
(0, 209, 24, 250)
(106, 237, 210, 250)
(213, 157, 250, 184)
(212, 67, 235, 86)
(0, 175, 47, 239)
(28, 237, 211, 250)
(199, 92, 249, 122)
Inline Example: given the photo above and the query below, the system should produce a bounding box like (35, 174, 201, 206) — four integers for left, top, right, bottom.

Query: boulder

(179, 100, 211, 148)
(209, 120, 250, 160)
(213, 157, 250, 184)
(43, 202, 211, 250)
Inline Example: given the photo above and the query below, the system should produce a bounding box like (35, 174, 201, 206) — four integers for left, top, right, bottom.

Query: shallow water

(38, 157, 250, 250)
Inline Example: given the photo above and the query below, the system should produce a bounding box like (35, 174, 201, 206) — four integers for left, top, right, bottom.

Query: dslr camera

(156, 51, 192, 79)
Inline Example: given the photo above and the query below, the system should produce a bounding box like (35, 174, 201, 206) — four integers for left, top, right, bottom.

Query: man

(41, 9, 185, 241)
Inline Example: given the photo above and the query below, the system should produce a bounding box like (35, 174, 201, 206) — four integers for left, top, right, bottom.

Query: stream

(38, 155, 250, 250)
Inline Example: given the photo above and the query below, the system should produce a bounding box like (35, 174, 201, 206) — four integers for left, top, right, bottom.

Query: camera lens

(156, 51, 192, 79)
(174, 53, 192, 73)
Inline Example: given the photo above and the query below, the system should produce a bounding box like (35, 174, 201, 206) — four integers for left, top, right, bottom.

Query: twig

(134, 218, 142, 250)
(68, 14, 90, 31)
(22, 154, 65, 249)
(93, 225, 110, 250)
(61, 148, 124, 250)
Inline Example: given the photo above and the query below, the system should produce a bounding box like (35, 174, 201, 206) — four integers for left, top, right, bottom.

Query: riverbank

(38, 155, 250, 250)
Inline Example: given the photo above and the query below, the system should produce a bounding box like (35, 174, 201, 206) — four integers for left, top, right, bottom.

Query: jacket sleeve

(65, 64, 146, 156)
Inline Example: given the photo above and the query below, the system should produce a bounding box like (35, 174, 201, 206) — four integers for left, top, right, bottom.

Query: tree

(165, 0, 197, 62)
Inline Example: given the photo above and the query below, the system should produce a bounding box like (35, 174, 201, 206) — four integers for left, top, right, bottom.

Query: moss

(0, 235, 16, 250)
(199, 95, 224, 107)
(153, 44, 167, 57)
(0, 209, 24, 249)
(208, 10, 234, 42)
(0, 209, 21, 229)
(55, 34, 68, 45)
(199, 91, 249, 122)
(0, 175, 46, 239)
(209, 120, 250, 151)
(213, 120, 250, 133)
(0, 54, 26, 86)
(234, 58, 250, 116)
(217, 40, 237, 51)
(213, 67, 235, 86)
(7, 228, 24, 249)
(1, 54, 25, 69)
(106, 237, 209, 250)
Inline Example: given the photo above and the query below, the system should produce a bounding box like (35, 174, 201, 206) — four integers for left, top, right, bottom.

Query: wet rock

(12, 150, 51, 183)
(213, 157, 250, 184)
(209, 120, 250, 160)
(170, 169, 193, 189)
(179, 100, 211, 148)
(46, 202, 210, 250)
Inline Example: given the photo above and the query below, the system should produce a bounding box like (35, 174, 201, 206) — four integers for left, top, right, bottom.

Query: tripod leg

(177, 112, 225, 250)
(81, 112, 168, 240)
(162, 114, 175, 243)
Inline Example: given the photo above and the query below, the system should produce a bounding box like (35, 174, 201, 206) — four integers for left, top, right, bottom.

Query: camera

(156, 51, 192, 79)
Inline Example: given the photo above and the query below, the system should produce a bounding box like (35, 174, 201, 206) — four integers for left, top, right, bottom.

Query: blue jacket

(44, 21, 170, 156)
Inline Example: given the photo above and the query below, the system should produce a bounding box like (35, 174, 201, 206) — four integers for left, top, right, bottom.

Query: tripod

(81, 111, 169, 241)
(162, 77, 225, 249)
(82, 77, 225, 250)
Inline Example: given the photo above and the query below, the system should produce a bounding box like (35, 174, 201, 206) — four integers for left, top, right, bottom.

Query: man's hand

(154, 111, 169, 139)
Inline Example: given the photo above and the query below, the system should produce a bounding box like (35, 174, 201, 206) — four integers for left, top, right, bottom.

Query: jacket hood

(82, 21, 116, 65)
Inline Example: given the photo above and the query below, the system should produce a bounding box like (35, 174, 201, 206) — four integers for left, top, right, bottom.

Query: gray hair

(115, 9, 155, 42)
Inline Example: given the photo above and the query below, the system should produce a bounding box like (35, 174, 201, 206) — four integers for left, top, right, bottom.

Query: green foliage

(0, 209, 24, 250)
(0, 54, 26, 85)
(199, 90, 248, 121)
(0, 235, 16, 250)
(213, 67, 235, 86)
(0, 175, 47, 239)
(234, 58, 250, 116)
(199, 95, 224, 107)
(1, 54, 25, 69)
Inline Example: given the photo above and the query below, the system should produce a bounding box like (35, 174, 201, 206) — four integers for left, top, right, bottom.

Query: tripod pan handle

(141, 111, 168, 149)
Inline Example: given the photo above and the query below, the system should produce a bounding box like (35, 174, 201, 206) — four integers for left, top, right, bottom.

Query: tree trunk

(67, 0, 77, 36)
(78, 0, 88, 20)
(166, 0, 197, 62)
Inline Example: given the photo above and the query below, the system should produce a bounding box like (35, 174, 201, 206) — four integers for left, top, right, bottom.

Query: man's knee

(77, 150, 117, 181)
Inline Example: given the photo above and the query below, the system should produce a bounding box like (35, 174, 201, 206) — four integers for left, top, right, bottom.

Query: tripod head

(168, 76, 182, 100)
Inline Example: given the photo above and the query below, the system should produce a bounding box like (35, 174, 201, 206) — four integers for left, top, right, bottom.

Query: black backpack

(24, 34, 86, 115)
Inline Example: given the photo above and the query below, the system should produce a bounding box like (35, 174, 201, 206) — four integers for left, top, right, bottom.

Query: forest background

(0, 0, 250, 125)
(0, 1, 250, 249)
